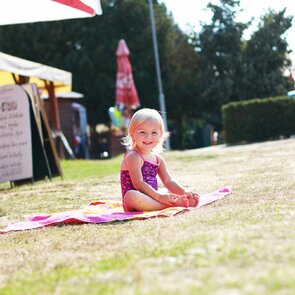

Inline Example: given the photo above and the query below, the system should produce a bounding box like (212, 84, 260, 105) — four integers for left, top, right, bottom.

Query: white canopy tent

(0, 0, 102, 26)
(0, 52, 71, 86)
(0, 52, 72, 132)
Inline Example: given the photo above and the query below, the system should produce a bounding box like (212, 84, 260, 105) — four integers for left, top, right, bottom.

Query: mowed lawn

(0, 138, 294, 295)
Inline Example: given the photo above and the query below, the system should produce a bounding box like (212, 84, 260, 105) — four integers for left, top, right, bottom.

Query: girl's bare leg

(124, 190, 168, 212)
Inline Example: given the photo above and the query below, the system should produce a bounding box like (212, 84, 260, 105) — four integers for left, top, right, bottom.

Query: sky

(159, 0, 295, 65)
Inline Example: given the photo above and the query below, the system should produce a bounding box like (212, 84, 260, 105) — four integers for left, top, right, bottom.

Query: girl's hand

(159, 193, 178, 206)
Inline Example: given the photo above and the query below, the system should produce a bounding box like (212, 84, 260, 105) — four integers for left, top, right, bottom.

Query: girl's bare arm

(157, 155, 187, 195)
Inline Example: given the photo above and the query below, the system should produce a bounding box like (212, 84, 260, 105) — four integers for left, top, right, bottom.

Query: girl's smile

(131, 120, 162, 152)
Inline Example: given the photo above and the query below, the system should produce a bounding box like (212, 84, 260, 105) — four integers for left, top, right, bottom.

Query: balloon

(108, 106, 122, 128)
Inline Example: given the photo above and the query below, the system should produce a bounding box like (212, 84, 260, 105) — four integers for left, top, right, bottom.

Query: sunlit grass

(0, 138, 295, 294)
(60, 155, 122, 180)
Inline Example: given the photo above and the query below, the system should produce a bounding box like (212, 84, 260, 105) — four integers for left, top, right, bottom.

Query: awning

(0, 52, 72, 93)
(0, 0, 102, 26)
(0, 52, 73, 131)
(0, 52, 71, 85)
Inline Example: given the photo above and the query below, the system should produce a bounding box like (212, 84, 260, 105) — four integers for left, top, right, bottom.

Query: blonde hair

(121, 108, 168, 153)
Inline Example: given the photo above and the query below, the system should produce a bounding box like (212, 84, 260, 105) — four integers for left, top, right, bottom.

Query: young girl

(120, 108, 199, 212)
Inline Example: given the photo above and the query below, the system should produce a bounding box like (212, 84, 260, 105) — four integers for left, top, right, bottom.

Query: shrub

(222, 96, 295, 144)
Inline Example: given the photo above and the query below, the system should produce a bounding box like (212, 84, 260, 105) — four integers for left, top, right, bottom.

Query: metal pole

(148, 0, 170, 150)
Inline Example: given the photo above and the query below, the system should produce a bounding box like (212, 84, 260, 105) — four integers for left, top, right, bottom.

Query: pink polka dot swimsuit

(120, 151, 159, 201)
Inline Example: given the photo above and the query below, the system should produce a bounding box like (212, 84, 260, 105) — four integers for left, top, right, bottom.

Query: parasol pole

(148, 0, 170, 150)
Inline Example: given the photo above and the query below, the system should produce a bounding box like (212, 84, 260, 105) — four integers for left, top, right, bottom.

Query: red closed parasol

(115, 39, 140, 111)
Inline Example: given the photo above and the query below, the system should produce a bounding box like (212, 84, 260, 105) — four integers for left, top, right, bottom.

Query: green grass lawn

(60, 156, 122, 180)
(0, 138, 295, 294)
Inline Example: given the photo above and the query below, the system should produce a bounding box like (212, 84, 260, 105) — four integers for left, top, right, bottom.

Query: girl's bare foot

(187, 193, 200, 207)
(173, 195, 189, 207)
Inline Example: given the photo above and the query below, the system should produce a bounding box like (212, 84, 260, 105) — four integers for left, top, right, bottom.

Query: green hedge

(221, 96, 295, 144)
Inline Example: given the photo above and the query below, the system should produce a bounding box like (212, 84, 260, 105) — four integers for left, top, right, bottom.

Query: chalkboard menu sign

(0, 84, 33, 182)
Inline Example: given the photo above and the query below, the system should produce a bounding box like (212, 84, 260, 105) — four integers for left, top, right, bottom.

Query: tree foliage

(192, 1, 293, 128)
(242, 9, 293, 99)
(193, 0, 249, 128)
(0, 0, 293, 149)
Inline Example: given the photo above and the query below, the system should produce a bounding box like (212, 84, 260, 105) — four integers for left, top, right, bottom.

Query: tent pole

(12, 74, 30, 85)
(46, 81, 61, 131)
(45, 80, 63, 158)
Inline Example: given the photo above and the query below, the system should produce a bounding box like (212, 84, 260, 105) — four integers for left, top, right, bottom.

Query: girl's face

(131, 120, 162, 153)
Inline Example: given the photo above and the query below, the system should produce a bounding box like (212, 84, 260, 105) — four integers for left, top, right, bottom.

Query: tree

(193, 0, 248, 129)
(162, 26, 200, 148)
(243, 9, 293, 99)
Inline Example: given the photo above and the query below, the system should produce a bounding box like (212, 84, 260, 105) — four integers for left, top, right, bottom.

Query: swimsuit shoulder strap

(130, 150, 145, 161)
(155, 154, 159, 164)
